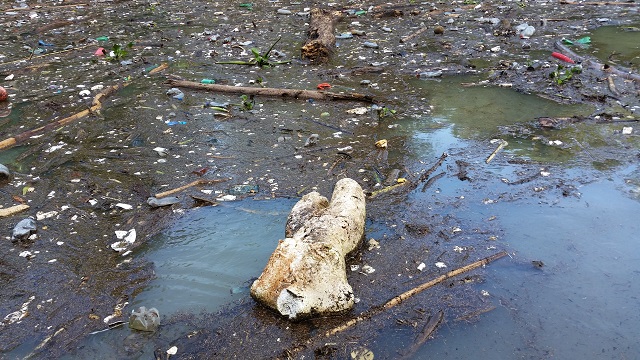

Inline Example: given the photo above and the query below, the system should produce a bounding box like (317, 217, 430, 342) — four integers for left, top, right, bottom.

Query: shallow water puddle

(133, 199, 295, 315)
(407, 178, 640, 359)
(589, 24, 640, 69)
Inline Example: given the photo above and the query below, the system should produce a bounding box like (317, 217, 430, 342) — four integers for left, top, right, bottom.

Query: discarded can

(200, 79, 216, 84)
(129, 306, 160, 332)
(317, 83, 331, 90)
(0, 86, 7, 101)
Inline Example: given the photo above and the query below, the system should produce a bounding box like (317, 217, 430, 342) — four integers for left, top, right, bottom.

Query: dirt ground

(0, 0, 638, 358)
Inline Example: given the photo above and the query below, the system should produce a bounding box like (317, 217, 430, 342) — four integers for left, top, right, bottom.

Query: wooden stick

(418, 152, 448, 183)
(486, 140, 508, 164)
(607, 76, 620, 96)
(324, 251, 508, 337)
(166, 79, 375, 103)
(0, 82, 127, 151)
(399, 310, 445, 359)
(0, 204, 30, 217)
(400, 27, 428, 43)
(154, 178, 230, 198)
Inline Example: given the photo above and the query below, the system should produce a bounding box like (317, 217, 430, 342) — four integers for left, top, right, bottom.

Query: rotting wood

(418, 152, 448, 183)
(399, 310, 445, 360)
(154, 178, 230, 198)
(0, 204, 30, 217)
(301, 8, 342, 63)
(421, 171, 445, 192)
(454, 306, 496, 322)
(323, 251, 508, 338)
(166, 79, 375, 103)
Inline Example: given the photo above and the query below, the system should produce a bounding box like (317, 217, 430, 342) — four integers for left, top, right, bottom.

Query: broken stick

(166, 79, 375, 103)
(486, 140, 508, 164)
(154, 178, 230, 198)
(0, 204, 30, 217)
(0, 82, 128, 151)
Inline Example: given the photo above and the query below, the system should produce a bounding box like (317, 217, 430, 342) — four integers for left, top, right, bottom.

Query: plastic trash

(95, 36, 109, 41)
(0, 86, 7, 101)
(147, 197, 180, 207)
(94, 48, 106, 56)
(0, 164, 10, 180)
(228, 184, 259, 195)
(551, 52, 575, 64)
(38, 40, 54, 47)
(317, 83, 331, 90)
(166, 88, 184, 100)
(418, 70, 443, 78)
(515, 23, 535, 38)
(363, 41, 379, 49)
(304, 134, 319, 147)
(12, 217, 37, 242)
(129, 306, 160, 332)
(336, 33, 353, 39)
(200, 79, 215, 84)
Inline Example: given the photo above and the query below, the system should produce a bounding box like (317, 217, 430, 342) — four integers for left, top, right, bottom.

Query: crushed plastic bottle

(166, 88, 184, 100)
(129, 306, 160, 332)
(147, 197, 181, 207)
(515, 23, 535, 38)
(418, 70, 443, 78)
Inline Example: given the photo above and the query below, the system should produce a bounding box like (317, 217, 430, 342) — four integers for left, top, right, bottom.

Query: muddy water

(70, 79, 639, 358)
(132, 199, 295, 315)
(589, 24, 640, 69)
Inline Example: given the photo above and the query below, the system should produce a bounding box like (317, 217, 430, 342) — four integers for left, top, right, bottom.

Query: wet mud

(0, 0, 638, 358)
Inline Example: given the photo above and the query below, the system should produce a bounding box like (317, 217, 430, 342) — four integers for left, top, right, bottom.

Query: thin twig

(154, 178, 231, 198)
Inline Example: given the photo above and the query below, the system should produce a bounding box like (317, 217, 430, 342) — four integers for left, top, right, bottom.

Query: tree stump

(250, 178, 366, 320)
(301, 8, 341, 64)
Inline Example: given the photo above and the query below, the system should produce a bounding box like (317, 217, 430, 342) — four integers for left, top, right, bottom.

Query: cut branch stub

(301, 8, 342, 63)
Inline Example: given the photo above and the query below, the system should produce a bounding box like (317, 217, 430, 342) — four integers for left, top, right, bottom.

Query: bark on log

(250, 178, 366, 320)
(166, 79, 375, 103)
(301, 9, 341, 63)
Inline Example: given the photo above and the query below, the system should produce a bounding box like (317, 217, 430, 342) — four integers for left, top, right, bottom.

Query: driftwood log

(301, 8, 341, 63)
(166, 79, 375, 103)
(250, 178, 366, 320)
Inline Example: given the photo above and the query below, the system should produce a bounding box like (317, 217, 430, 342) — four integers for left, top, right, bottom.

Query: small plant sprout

(216, 37, 291, 67)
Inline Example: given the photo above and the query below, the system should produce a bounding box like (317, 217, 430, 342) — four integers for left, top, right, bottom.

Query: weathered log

(301, 9, 341, 63)
(166, 79, 375, 103)
(250, 178, 366, 320)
